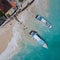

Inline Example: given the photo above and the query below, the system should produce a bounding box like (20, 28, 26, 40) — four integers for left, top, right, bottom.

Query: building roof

(0, 16, 7, 26)
(7, 0, 16, 8)
(0, 0, 12, 13)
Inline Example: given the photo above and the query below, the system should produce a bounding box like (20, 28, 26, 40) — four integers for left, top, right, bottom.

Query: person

(23, 26, 28, 30)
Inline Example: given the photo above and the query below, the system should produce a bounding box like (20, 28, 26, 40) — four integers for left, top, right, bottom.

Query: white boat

(35, 15, 52, 28)
(29, 30, 48, 49)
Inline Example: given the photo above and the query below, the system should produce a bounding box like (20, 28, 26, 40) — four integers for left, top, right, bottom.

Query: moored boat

(29, 30, 48, 49)
(35, 15, 52, 28)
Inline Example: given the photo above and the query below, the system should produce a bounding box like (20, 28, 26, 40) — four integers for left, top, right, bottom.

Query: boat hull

(35, 15, 52, 28)
(29, 30, 48, 49)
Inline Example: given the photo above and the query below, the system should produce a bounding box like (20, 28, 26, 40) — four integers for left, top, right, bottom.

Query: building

(0, 16, 7, 26)
(0, 0, 18, 26)
(0, 0, 17, 17)
(0, 0, 12, 13)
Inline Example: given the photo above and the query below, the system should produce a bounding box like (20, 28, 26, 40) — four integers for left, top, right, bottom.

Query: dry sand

(0, 19, 17, 53)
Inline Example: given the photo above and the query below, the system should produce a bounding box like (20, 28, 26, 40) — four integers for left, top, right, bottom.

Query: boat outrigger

(35, 15, 52, 28)
(29, 30, 48, 49)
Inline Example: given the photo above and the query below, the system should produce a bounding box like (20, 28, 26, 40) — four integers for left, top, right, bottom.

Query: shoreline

(0, 0, 49, 60)
(0, 23, 22, 60)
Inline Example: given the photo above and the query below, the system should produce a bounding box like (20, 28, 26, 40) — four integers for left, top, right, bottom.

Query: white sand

(0, 23, 21, 60)
(17, 10, 29, 24)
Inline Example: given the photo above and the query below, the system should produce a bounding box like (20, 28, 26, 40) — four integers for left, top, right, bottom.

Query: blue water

(11, 0, 60, 60)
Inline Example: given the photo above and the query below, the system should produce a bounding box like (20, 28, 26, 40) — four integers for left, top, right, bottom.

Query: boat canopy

(36, 15, 42, 21)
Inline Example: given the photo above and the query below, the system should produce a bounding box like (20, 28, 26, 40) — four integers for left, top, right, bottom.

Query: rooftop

(0, 0, 12, 13)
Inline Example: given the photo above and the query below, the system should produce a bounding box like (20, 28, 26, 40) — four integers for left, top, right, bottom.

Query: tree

(19, 0, 23, 2)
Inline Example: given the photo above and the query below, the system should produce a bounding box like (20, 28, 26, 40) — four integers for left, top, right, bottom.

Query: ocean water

(11, 0, 60, 60)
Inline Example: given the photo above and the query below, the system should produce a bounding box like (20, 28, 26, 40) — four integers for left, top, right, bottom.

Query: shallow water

(11, 0, 60, 60)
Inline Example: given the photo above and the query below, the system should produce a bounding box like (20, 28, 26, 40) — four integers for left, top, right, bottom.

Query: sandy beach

(0, 19, 16, 53)
(0, 0, 49, 60)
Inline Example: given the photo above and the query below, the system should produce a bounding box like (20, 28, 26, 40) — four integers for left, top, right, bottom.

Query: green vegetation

(19, 0, 23, 2)
(0, 11, 4, 17)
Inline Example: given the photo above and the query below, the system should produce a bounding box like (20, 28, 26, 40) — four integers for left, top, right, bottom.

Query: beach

(16, 0, 49, 44)
(0, 19, 16, 53)
(0, 0, 49, 60)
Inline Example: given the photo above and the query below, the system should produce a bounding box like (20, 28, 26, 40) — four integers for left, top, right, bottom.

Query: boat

(29, 30, 48, 49)
(35, 15, 52, 28)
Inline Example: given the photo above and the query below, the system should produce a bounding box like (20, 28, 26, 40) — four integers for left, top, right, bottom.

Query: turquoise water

(11, 0, 60, 60)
